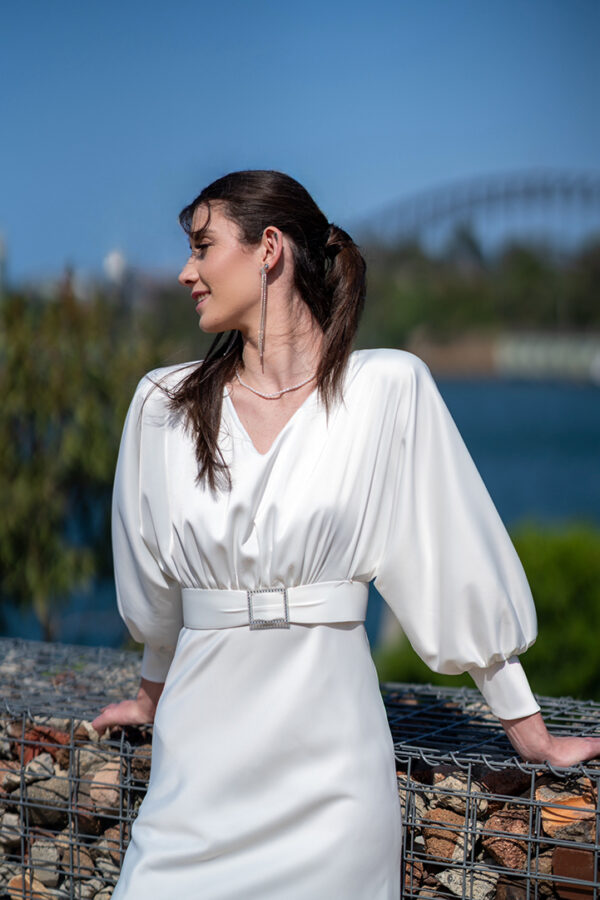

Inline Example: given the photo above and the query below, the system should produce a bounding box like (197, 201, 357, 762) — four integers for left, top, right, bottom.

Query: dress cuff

(469, 656, 541, 720)
(140, 644, 174, 683)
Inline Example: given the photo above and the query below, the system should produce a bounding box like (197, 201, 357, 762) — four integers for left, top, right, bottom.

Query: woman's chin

(197, 314, 243, 335)
(196, 316, 221, 334)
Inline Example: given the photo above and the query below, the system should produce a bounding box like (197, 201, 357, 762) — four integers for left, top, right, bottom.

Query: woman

(92, 170, 600, 899)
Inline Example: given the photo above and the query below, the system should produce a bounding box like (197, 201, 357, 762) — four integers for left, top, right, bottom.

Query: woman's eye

(192, 244, 210, 258)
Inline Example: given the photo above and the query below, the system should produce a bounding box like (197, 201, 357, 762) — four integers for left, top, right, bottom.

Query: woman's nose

(178, 258, 198, 286)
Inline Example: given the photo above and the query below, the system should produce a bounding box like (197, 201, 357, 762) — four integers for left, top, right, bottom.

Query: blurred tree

(0, 291, 169, 639)
(565, 238, 600, 327)
(357, 234, 600, 348)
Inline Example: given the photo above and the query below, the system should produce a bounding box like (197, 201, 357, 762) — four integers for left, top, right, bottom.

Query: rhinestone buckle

(247, 587, 290, 630)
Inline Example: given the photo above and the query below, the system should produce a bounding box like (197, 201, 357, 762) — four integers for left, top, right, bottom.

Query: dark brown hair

(167, 170, 366, 490)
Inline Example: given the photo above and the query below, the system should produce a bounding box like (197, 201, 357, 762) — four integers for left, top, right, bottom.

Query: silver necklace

(235, 370, 316, 400)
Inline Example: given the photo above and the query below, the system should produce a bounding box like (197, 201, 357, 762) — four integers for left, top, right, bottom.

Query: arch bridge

(356, 169, 600, 252)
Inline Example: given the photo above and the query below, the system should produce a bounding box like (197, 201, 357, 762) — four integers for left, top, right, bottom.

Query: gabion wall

(0, 638, 143, 899)
(1, 638, 599, 899)
(0, 711, 147, 899)
(385, 685, 600, 898)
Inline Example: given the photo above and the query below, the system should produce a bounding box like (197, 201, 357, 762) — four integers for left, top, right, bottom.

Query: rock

(8, 723, 71, 766)
(95, 855, 120, 879)
(535, 774, 596, 804)
(70, 779, 103, 836)
(417, 878, 447, 899)
(0, 862, 21, 885)
(492, 874, 528, 900)
(479, 768, 532, 798)
(0, 813, 21, 848)
(7, 873, 53, 899)
(30, 839, 61, 887)
(76, 875, 105, 898)
(397, 773, 428, 820)
(432, 765, 458, 783)
(404, 858, 425, 890)
(74, 721, 101, 745)
(90, 761, 121, 812)
(536, 777, 596, 841)
(34, 716, 71, 732)
(58, 836, 95, 877)
(94, 889, 115, 900)
(24, 752, 55, 783)
(431, 773, 488, 816)
(0, 721, 12, 760)
(130, 744, 152, 782)
(436, 866, 498, 899)
(481, 808, 529, 871)
(479, 768, 533, 812)
(72, 800, 103, 837)
(422, 808, 464, 862)
(93, 825, 123, 867)
(26, 776, 71, 828)
(536, 848, 553, 875)
(4, 753, 54, 791)
(0, 761, 21, 796)
(553, 845, 596, 894)
(74, 747, 115, 778)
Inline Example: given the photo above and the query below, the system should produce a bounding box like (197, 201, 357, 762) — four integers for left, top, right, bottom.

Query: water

(4, 378, 599, 647)
(438, 377, 600, 528)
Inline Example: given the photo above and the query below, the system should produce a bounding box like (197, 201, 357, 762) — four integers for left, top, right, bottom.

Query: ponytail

(317, 223, 366, 404)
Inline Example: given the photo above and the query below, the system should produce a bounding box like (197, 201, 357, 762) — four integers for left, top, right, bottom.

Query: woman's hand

(91, 677, 165, 738)
(500, 711, 600, 766)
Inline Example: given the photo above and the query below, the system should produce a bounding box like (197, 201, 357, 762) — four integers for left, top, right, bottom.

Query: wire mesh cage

(0, 638, 146, 899)
(384, 684, 600, 898)
(1, 638, 599, 899)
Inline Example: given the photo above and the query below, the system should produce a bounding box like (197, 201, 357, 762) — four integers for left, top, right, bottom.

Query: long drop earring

(258, 263, 269, 370)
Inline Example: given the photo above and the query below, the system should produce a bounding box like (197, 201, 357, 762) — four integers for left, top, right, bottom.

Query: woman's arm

(471, 657, 600, 765)
(500, 711, 600, 765)
(91, 677, 164, 738)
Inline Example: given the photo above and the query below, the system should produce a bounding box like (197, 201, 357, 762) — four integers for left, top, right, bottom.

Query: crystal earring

(258, 263, 269, 369)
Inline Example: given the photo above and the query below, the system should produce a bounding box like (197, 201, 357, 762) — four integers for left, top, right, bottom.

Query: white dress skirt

(110, 349, 538, 899)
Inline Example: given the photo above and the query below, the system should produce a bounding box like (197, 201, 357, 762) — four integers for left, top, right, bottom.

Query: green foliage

(0, 291, 170, 639)
(510, 522, 600, 700)
(373, 522, 600, 702)
(358, 230, 600, 347)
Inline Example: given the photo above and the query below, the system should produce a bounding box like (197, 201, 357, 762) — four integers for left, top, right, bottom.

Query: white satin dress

(110, 349, 539, 899)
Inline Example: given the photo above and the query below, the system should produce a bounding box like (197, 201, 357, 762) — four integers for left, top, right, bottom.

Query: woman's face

(178, 203, 263, 335)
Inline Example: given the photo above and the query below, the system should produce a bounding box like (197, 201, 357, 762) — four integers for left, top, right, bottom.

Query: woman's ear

(260, 226, 284, 270)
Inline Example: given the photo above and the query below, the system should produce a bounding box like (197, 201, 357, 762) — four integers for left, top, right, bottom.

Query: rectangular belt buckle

(247, 587, 290, 630)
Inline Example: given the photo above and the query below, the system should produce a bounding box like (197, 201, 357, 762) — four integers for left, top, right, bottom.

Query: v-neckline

(223, 387, 319, 457)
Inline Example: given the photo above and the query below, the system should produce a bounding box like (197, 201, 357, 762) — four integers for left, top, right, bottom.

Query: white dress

(110, 349, 539, 899)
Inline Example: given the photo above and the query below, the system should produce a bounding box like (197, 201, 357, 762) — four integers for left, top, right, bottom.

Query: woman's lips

(193, 292, 209, 312)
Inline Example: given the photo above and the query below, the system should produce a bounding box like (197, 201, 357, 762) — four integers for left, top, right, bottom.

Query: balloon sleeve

(112, 375, 183, 682)
(373, 356, 539, 718)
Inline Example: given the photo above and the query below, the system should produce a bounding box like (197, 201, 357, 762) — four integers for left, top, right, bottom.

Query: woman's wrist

(499, 711, 552, 762)
(137, 677, 165, 718)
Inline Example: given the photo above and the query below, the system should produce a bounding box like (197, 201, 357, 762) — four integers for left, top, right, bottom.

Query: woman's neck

(240, 301, 324, 392)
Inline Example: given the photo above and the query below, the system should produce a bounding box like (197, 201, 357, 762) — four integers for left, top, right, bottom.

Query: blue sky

(1, 0, 598, 282)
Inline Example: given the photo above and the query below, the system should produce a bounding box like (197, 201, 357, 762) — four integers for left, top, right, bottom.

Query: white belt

(181, 580, 368, 630)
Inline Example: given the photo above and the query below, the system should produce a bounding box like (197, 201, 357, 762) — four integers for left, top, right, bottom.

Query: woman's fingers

(546, 735, 600, 767)
(91, 699, 153, 737)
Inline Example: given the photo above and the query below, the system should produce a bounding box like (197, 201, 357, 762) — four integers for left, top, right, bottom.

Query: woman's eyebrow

(189, 228, 215, 246)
